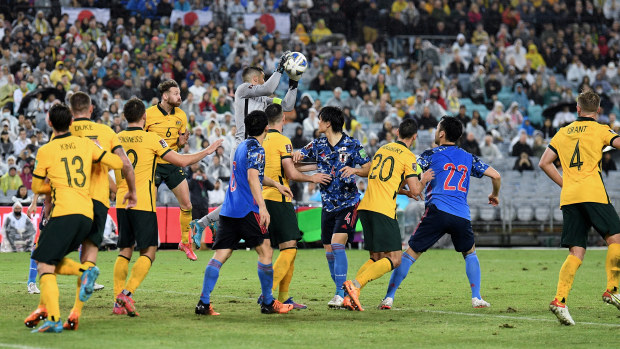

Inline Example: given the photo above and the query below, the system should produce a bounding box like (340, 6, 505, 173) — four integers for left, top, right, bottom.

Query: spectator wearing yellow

(311, 19, 332, 43)
(1, 166, 23, 195)
(526, 44, 546, 71)
(50, 61, 72, 86)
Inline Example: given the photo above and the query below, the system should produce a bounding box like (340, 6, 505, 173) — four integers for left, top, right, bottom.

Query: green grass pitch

(1, 249, 618, 348)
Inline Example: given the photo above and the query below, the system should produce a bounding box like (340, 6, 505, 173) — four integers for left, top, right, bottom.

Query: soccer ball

(284, 52, 308, 79)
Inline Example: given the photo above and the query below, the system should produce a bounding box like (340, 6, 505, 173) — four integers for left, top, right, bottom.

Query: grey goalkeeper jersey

(233, 71, 297, 145)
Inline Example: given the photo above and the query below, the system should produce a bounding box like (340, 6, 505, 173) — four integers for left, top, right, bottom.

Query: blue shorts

(408, 204, 474, 253)
(321, 203, 359, 245)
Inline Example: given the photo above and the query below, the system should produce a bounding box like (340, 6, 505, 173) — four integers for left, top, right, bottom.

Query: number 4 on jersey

(569, 140, 584, 171)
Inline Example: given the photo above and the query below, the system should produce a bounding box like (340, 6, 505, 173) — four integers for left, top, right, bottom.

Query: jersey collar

(395, 140, 407, 148)
(126, 126, 143, 131)
(576, 116, 596, 121)
(267, 129, 280, 134)
(73, 117, 90, 122)
(54, 132, 72, 139)
(327, 133, 346, 151)
(157, 103, 176, 115)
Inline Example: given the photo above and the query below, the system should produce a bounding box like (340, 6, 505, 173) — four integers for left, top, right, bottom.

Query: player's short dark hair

(398, 118, 418, 140)
(123, 97, 146, 123)
(48, 104, 73, 132)
(245, 110, 268, 137)
(158, 79, 179, 94)
(69, 91, 91, 115)
(577, 90, 600, 113)
(439, 116, 463, 143)
(265, 103, 283, 124)
(318, 106, 344, 133)
(242, 66, 264, 83)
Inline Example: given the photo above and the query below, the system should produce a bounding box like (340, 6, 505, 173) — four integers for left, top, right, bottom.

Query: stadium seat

(516, 204, 534, 221)
(478, 205, 499, 221)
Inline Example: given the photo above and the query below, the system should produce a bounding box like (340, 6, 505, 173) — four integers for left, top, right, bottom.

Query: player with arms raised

(191, 54, 299, 246)
(112, 98, 222, 316)
(379, 116, 501, 310)
(341, 119, 434, 311)
(539, 90, 620, 325)
(195, 110, 294, 316)
(146, 80, 197, 260)
(292, 106, 371, 308)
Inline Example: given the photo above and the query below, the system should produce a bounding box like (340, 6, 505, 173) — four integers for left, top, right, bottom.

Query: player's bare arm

(483, 166, 502, 206)
(162, 139, 223, 167)
(248, 168, 270, 229)
(27, 193, 39, 218)
(263, 176, 294, 199)
(538, 148, 563, 188)
(340, 162, 371, 178)
(282, 158, 331, 185)
(114, 146, 137, 208)
(402, 169, 435, 200)
(294, 163, 318, 172)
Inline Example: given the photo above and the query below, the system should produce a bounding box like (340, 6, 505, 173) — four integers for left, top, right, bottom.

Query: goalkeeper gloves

(276, 50, 292, 74)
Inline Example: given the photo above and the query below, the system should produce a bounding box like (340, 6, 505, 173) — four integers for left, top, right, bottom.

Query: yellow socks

(114, 255, 130, 298)
(272, 248, 297, 302)
(125, 256, 152, 294)
(555, 254, 582, 303)
(40, 274, 60, 322)
(71, 261, 95, 315)
(355, 259, 376, 280)
(55, 258, 85, 276)
(180, 209, 192, 244)
(355, 258, 394, 289)
(606, 243, 620, 293)
(278, 253, 296, 302)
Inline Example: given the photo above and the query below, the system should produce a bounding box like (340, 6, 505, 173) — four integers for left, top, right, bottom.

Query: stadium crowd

(0, 0, 619, 206)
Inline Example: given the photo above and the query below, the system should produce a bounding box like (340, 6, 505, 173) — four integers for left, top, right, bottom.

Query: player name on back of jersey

(59, 141, 77, 150)
(74, 124, 94, 132)
(118, 135, 144, 143)
(566, 125, 588, 134)
(383, 144, 405, 154)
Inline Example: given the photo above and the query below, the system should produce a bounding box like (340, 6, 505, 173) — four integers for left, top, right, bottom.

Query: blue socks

(200, 259, 222, 304)
(464, 251, 482, 299)
(257, 262, 274, 305)
(326, 251, 335, 284)
(28, 250, 37, 284)
(332, 244, 347, 297)
(385, 252, 416, 300)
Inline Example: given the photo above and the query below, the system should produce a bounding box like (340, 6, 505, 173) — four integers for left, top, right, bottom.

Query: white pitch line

(393, 308, 620, 328)
(0, 343, 49, 349)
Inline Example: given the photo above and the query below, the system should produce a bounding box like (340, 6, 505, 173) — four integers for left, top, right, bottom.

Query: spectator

(480, 133, 503, 162)
(175, 0, 191, 11)
(465, 116, 486, 144)
(18, 164, 32, 190)
(506, 102, 524, 130)
(513, 152, 534, 172)
(525, 44, 546, 71)
(418, 106, 439, 130)
(11, 185, 31, 205)
(206, 154, 230, 183)
(188, 164, 214, 219)
(311, 19, 332, 43)
(511, 132, 534, 157)
(208, 179, 226, 206)
(343, 88, 363, 111)
(485, 72, 502, 100)
(532, 133, 546, 158)
(1, 202, 36, 252)
(291, 126, 308, 149)
(303, 108, 319, 139)
(602, 152, 618, 175)
(461, 132, 481, 156)
(325, 87, 344, 108)
(1, 165, 23, 194)
(553, 105, 576, 128)
(0, 130, 13, 159)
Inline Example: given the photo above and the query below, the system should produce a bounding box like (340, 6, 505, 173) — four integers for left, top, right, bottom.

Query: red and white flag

(170, 10, 213, 27)
(244, 13, 291, 38)
(62, 7, 110, 25)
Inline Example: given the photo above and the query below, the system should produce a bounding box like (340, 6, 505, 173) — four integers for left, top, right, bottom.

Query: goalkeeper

(191, 52, 302, 244)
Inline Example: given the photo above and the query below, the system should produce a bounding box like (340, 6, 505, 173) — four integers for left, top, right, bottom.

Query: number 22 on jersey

(443, 163, 467, 192)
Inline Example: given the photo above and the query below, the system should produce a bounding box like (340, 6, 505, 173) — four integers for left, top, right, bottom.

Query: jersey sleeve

(417, 150, 433, 171)
(404, 153, 420, 179)
(91, 142, 123, 170)
(599, 124, 619, 146)
(299, 140, 316, 161)
(247, 144, 266, 171)
(109, 129, 123, 153)
(471, 154, 490, 178)
(179, 111, 188, 135)
(32, 147, 50, 179)
(548, 133, 560, 155)
(151, 133, 172, 158)
(281, 137, 293, 159)
(352, 141, 371, 166)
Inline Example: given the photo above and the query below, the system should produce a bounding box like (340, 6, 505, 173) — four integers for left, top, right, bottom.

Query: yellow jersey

(32, 133, 123, 219)
(116, 127, 172, 212)
(262, 130, 293, 203)
(71, 118, 123, 207)
(145, 103, 187, 165)
(358, 141, 420, 219)
(549, 117, 619, 206)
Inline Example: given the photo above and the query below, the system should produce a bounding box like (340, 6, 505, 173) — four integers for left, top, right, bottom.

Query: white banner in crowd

(244, 13, 291, 38)
(62, 7, 111, 25)
(170, 10, 213, 27)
